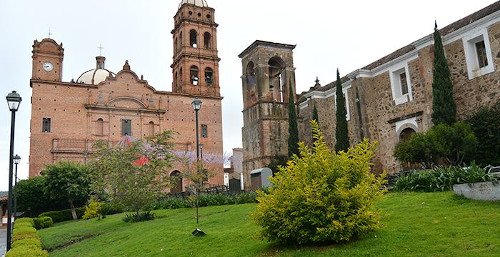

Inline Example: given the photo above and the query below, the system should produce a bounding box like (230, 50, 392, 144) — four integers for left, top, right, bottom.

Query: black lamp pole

(13, 154, 21, 222)
(191, 98, 202, 225)
(6, 90, 21, 251)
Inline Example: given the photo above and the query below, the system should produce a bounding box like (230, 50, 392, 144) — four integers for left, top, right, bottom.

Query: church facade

(29, 0, 224, 191)
(241, 2, 499, 179)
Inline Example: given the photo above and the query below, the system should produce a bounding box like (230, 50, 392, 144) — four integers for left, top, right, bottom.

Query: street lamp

(191, 98, 204, 235)
(13, 154, 21, 221)
(6, 90, 21, 251)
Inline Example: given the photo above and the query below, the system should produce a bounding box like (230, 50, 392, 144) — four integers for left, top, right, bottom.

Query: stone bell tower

(239, 40, 297, 181)
(171, 0, 220, 97)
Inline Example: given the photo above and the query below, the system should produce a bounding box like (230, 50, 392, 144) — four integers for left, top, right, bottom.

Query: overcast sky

(0, 0, 496, 191)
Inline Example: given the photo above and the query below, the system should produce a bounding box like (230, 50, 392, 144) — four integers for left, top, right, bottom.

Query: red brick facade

(29, 2, 224, 190)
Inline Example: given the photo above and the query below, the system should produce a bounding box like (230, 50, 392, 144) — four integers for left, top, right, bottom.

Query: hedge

(5, 218, 48, 257)
(38, 207, 85, 223)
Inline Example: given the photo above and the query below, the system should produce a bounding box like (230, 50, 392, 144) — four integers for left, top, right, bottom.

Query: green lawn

(39, 192, 499, 257)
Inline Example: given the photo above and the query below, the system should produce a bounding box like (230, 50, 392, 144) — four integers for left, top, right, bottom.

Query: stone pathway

(0, 228, 6, 257)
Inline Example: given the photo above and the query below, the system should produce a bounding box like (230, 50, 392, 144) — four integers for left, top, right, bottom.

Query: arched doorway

(399, 127, 416, 142)
(170, 170, 182, 194)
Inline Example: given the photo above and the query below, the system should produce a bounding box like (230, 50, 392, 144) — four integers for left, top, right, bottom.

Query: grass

(39, 192, 499, 257)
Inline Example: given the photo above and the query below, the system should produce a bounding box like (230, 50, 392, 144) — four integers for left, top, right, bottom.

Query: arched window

(174, 37, 177, 52)
(268, 57, 285, 102)
(190, 29, 198, 48)
(204, 67, 213, 85)
(190, 65, 199, 85)
(180, 68, 183, 83)
(203, 32, 211, 49)
(174, 72, 178, 91)
(246, 62, 256, 85)
(148, 121, 155, 136)
(96, 118, 104, 136)
(179, 32, 183, 48)
(170, 170, 182, 193)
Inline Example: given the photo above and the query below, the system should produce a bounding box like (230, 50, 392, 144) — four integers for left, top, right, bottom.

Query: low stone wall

(453, 181, 500, 201)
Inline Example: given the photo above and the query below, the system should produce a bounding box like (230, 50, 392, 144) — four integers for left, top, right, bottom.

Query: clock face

(42, 62, 54, 72)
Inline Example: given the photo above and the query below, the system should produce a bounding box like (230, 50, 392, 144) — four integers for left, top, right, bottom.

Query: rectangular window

(42, 118, 51, 132)
(475, 40, 488, 68)
(463, 29, 494, 79)
(201, 124, 208, 138)
(121, 119, 131, 136)
(399, 72, 408, 95)
(390, 66, 412, 105)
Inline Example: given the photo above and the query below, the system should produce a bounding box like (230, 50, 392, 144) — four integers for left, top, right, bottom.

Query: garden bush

(38, 207, 85, 223)
(5, 246, 48, 257)
(100, 201, 124, 216)
(466, 102, 500, 166)
(393, 163, 494, 192)
(33, 216, 53, 230)
(394, 122, 477, 167)
(6, 217, 47, 257)
(253, 121, 386, 245)
(122, 211, 155, 222)
(151, 191, 257, 210)
(83, 197, 104, 220)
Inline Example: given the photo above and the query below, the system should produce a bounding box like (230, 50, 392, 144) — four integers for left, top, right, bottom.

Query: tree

(88, 131, 176, 221)
(253, 121, 386, 245)
(288, 80, 299, 157)
(42, 161, 91, 220)
(431, 22, 456, 125)
(335, 69, 350, 152)
(312, 104, 319, 143)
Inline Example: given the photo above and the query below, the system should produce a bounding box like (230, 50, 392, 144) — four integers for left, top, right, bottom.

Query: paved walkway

(0, 228, 6, 257)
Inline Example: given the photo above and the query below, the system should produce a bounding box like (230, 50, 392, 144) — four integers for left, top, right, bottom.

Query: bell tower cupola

(171, 0, 220, 97)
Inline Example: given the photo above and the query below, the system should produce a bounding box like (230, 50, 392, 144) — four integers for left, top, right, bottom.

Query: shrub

(394, 122, 477, 167)
(83, 197, 104, 220)
(38, 207, 85, 223)
(151, 192, 258, 210)
(393, 163, 494, 192)
(12, 238, 42, 249)
(122, 211, 155, 223)
(14, 218, 34, 228)
(5, 246, 48, 257)
(466, 102, 500, 166)
(100, 202, 124, 216)
(253, 121, 386, 245)
(6, 214, 47, 257)
(33, 216, 53, 230)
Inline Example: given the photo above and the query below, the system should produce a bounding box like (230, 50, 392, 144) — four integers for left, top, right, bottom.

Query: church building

(240, 2, 499, 182)
(29, 0, 224, 192)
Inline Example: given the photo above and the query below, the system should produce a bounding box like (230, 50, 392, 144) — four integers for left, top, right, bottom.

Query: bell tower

(239, 40, 297, 181)
(171, 0, 220, 97)
(31, 38, 64, 82)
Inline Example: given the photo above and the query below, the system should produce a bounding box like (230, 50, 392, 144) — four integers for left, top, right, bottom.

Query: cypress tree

(312, 104, 319, 123)
(288, 80, 299, 157)
(312, 104, 319, 143)
(335, 69, 350, 152)
(431, 22, 456, 125)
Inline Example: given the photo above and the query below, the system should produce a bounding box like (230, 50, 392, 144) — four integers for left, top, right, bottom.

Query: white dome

(77, 69, 115, 85)
(179, 0, 209, 9)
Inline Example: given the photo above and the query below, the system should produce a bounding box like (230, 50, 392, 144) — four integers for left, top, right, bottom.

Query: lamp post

(191, 98, 202, 226)
(13, 154, 21, 221)
(6, 90, 22, 251)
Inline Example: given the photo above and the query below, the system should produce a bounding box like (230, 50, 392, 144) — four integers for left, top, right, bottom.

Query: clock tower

(31, 38, 64, 82)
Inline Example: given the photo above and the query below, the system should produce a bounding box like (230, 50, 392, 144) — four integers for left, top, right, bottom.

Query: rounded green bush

(253, 122, 386, 245)
(6, 245, 48, 257)
(14, 218, 34, 228)
(33, 216, 54, 230)
(12, 238, 42, 249)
